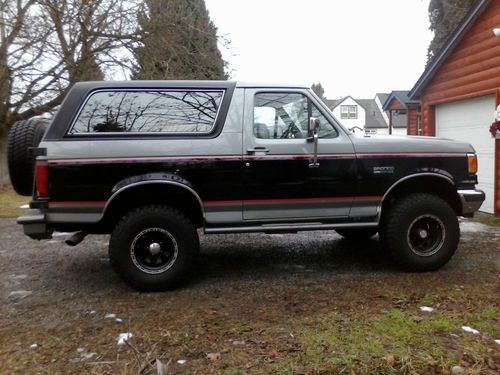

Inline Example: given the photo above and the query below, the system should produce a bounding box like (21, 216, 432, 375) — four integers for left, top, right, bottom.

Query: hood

(350, 134, 475, 154)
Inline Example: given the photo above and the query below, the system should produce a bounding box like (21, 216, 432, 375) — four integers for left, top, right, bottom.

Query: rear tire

(7, 119, 48, 195)
(335, 227, 378, 240)
(380, 194, 459, 271)
(109, 205, 198, 291)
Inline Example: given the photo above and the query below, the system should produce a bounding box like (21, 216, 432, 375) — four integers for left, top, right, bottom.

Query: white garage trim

(435, 95, 496, 214)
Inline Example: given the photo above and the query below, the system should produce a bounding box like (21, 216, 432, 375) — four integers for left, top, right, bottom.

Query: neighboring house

(328, 95, 389, 135)
(329, 96, 366, 132)
(382, 91, 420, 136)
(408, 0, 500, 214)
(375, 93, 390, 124)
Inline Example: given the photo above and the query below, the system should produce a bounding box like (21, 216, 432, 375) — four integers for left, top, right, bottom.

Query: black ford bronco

(8, 81, 485, 291)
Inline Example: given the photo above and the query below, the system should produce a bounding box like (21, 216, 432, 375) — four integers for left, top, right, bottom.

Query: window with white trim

(340, 105, 358, 119)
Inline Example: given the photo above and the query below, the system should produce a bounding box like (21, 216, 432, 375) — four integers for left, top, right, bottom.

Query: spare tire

(7, 118, 48, 196)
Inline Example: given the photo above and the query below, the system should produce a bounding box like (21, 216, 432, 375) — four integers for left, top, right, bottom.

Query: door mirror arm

(308, 117, 320, 168)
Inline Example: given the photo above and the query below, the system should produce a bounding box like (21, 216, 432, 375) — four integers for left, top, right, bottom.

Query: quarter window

(253, 93, 338, 139)
(70, 90, 224, 134)
(340, 105, 357, 119)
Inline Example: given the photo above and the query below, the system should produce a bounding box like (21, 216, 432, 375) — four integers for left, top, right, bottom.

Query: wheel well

(381, 175, 462, 217)
(101, 183, 204, 231)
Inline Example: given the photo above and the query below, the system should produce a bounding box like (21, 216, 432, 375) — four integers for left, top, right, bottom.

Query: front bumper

(17, 210, 52, 240)
(457, 189, 485, 216)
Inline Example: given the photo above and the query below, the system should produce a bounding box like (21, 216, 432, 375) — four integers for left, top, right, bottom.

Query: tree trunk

(0, 124, 9, 187)
(0, 39, 10, 188)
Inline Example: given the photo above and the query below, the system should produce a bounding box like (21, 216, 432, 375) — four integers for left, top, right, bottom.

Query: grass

(81, 290, 499, 375)
(0, 185, 29, 217)
(473, 211, 500, 227)
(264, 305, 499, 374)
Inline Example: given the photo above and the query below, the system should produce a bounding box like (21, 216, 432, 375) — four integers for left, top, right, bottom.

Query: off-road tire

(335, 227, 378, 240)
(109, 205, 199, 291)
(7, 119, 48, 195)
(380, 194, 460, 271)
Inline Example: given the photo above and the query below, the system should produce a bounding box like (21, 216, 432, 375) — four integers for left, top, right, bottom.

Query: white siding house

(331, 97, 366, 131)
(328, 95, 389, 134)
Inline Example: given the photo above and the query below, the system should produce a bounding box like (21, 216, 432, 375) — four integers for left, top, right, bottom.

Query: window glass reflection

(71, 90, 223, 134)
(254, 93, 338, 139)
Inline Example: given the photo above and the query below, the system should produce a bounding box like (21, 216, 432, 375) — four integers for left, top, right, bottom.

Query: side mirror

(307, 117, 320, 141)
(309, 117, 320, 132)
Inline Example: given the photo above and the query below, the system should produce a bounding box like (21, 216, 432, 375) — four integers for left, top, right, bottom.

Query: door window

(253, 93, 338, 139)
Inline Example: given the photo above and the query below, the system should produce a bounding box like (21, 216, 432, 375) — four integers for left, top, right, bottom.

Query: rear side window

(69, 90, 224, 134)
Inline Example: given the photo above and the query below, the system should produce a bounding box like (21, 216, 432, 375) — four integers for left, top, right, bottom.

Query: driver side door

(242, 88, 357, 221)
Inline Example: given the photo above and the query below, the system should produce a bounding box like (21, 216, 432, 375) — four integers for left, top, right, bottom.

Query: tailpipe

(65, 231, 87, 247)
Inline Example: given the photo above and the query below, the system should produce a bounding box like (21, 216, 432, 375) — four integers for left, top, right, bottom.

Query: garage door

(436, 95, 495, 213)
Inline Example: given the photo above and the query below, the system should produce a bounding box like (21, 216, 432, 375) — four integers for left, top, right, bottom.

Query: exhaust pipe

(65, 231, 87, 247)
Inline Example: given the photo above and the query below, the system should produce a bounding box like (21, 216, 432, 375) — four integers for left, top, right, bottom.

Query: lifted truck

(8, 81, 485, 290)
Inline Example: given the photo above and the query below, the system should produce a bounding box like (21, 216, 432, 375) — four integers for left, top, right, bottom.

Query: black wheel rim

(407, 215, 446, 257)
(130, 228, 178, 274)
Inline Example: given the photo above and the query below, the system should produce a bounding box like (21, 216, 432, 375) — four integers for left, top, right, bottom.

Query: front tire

(380, 194, 460, 271)
(109, 205, 198, 291)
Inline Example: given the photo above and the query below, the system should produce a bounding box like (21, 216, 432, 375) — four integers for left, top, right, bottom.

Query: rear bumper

(17, 210, 52, 240)
(457, 189, 485, 216)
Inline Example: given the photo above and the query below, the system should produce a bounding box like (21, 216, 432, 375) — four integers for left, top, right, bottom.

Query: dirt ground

(0, 217, 498, 374)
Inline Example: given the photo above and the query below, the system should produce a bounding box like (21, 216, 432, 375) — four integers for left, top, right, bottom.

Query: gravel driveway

(0, 218, 498, 374)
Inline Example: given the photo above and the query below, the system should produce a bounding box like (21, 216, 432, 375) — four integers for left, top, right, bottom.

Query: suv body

(14, 81, 485, 290)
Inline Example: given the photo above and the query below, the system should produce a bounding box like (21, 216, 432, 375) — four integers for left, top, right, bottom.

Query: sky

(204, 0, 433, 100)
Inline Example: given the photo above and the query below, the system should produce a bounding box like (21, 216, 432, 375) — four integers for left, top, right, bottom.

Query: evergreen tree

(427, 0, 476, 64)
(311, 82, 327, 104)
(133, 0, 226, 80)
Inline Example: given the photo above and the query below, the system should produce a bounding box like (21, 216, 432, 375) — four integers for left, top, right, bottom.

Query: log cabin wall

(419, 0, 500, 136)
(417, 0, 500, 214)
(407, 105, 420, 135)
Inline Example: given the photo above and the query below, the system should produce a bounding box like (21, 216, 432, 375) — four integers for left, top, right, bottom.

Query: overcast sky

(205, 0, 433, 100)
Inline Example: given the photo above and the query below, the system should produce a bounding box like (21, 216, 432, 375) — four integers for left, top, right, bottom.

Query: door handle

(247, 147, 269, 154)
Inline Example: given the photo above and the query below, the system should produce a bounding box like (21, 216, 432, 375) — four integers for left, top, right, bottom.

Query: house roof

(325, 98, 345, 109)
(326, 95, 361, 110)
(376, 93, 389, 105)
(409, 0, 490, 99)
(382, 90, 420, 111)
(356, 99, 388, 129)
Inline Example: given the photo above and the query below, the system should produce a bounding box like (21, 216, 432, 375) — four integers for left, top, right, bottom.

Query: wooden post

(427, 105, 436, 136)
(495, 89, 500, 216)
(495, 139, 500, 216)
(389, 110, 393, 135)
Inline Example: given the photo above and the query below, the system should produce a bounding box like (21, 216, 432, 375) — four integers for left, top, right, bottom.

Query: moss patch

(472, 212, 500, 227)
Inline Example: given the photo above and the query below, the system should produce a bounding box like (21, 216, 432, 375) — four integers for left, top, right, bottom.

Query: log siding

(412, 0, 500, 214)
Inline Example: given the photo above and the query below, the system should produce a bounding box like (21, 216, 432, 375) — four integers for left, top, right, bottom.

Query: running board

(204, 222, 378, 234)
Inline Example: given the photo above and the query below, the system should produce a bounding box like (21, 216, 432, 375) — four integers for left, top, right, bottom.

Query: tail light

(35, 161, 49, 198)
(467, 153, 478, 174)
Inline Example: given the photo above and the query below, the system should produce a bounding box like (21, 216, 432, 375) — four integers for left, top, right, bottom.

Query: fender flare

(103, 173, 205, 220)
(377, 172, 456, 221)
